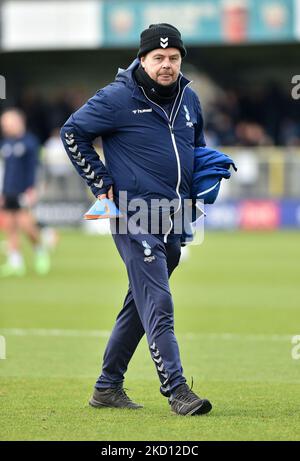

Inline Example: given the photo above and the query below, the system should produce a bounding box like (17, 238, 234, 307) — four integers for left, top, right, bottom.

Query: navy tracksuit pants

(95, 227, 186, 395)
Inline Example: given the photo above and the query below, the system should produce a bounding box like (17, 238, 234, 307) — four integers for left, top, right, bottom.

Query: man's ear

(140, 56, 145, 68)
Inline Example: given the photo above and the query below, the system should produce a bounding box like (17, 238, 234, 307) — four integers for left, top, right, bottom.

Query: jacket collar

(115, 58, 191, 123)
(116, 58, 191, 101)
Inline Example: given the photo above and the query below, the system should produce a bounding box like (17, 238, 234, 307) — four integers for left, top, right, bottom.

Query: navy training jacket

(60, 59, 205, 218)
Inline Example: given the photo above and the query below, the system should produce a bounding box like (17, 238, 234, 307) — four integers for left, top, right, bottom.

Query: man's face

(0, 110, 25, 138)
(141, 48, 182, 86)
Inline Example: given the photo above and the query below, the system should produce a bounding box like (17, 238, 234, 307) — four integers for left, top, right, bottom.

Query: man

(61, 23, 212, 416)
(0, 108, 50, 276)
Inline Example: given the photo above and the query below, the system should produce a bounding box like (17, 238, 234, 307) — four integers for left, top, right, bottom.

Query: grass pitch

(1, 229, 300, 441)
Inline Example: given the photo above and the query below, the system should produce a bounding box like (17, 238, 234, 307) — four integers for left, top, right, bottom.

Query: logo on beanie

(160, 37, 168, 48)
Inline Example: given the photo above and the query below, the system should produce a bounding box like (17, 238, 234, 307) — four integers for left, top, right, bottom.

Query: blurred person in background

(280, 118, 300, 146)
(0, 108, 50, 276)
(235, 121, 273, 146)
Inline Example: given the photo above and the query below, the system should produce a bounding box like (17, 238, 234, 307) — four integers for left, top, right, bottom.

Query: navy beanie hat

(137, 23, 187, 58)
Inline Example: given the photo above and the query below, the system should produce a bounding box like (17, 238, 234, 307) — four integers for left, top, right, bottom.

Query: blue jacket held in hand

(192, 146, 237, 205)
(181, 147, 237, 245)
(60, 59, 206, 241)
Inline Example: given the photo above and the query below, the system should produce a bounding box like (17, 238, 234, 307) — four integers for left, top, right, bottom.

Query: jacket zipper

(138, 80, 192, 242)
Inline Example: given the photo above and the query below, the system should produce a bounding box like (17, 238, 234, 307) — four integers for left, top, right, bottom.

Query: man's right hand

(98, 186, 114, 201)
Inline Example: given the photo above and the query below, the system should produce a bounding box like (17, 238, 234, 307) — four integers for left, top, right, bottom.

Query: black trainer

(169, 383, 212, 416)
(89, 385, 143, 409)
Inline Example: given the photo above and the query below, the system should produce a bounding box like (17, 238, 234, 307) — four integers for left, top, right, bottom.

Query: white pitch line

(0, 328, 294, 342)
(0, 328, 110, 338)
(181, 332, 293, 342)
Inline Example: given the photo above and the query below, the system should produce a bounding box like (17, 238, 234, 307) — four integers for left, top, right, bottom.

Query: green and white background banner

(0, 0, 297, 51)
(102, 0, 295, 46)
